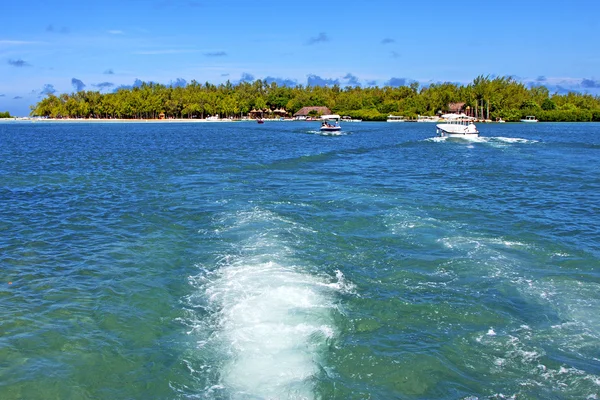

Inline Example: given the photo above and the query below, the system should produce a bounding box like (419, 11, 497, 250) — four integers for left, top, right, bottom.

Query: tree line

(30, 76, 600, 122)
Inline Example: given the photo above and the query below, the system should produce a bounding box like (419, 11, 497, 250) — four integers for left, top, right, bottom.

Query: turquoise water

(1, 120, 599, 399)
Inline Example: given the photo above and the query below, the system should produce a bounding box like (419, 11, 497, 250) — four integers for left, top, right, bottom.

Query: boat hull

(436, 123, 479, 138)
(320, 127, 341, 132)
(438, 131, 479, 139)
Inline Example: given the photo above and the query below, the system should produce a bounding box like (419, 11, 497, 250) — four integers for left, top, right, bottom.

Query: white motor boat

(417, 115, 440, 123)
(320, 114, 342, 131)
(520, 115, 538, 122)
(387, 115, 405, 122)
(436, 113, 479, 138)
(205, 115, 232, 122)
(320, 121, 341, 131)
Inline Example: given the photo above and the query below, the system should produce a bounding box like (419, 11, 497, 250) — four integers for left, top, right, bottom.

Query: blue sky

(2, 0, 599, 116)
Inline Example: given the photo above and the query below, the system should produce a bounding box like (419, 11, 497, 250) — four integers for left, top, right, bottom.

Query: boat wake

(426, 136, 539, 145)
(386, 205, 600, 397)
(305, 129, 348, 136)
(183, 208, 346, 399)
(491, 136, 539, 144)
(425, 136, 482, 143)
(437, 234, 600, 398)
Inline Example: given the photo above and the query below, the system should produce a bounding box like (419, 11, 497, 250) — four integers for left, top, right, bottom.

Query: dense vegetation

(0, 111, 12, 118)
(30, 76, 600, 122)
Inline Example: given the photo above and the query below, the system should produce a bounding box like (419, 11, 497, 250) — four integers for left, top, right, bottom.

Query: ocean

(1, 120, 599, 399)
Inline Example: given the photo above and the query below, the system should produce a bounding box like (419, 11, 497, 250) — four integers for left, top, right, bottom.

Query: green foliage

(0, 111, 12, 118)
(28, 76, 600, 122)
(537, 109, 594, 122)
(541, 98, 556, 111)
(520, 99, 540, 110)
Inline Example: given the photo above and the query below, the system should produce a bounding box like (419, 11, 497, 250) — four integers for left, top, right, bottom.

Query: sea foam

(189, 208, 341, 399)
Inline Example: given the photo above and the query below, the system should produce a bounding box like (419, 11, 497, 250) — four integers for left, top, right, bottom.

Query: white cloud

(133, 49, 199, 55)
(108, 30, 124, 35)
(0, 40, 45, 46)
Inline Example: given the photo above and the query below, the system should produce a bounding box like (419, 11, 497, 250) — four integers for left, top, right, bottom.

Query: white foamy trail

(196, 208, 342, 399)
(425, 136, 539, 145)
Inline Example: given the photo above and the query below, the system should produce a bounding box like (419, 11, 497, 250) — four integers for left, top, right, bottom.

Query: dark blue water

(1, 120, 599, 399)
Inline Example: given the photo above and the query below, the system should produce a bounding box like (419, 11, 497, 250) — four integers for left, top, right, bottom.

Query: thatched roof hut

(293, 106, 332, 117)
(249, 108, 265, 119)
(448, 102, 466, 113)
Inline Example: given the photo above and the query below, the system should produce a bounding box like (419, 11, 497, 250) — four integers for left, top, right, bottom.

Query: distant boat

(387, 115, 405, 122)
(417, 115, 440, 123)
(206, 115, 232, 122)
(496, 118, 506, 123)
(436, 113, 479, 138)
(257, 118, 264, 124)
(520, 116, 538, 123)
(342, 116, 362, 122)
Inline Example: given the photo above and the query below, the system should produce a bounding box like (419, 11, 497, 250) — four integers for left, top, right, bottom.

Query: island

(28, 76, 600, 122)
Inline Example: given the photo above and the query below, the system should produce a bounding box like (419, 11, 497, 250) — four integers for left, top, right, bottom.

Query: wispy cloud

(343, 73, 361, 86)
(366, 80, 378, 87)
(134, 49, 198, 55)
(264, 76, 298, 87)
(522, 76, 600, 95)
(221, 73, 230, 77)
(93, 82, 115, 91)
(0, 94, 5, 97)
(115, 79, 145, 91)
(72, 78, 86, 92)
(170, 78, 187, 88)
(46, 24, 69, 34)
(581, 78, 600, 88)
(108, 30, 124, 35)
(307, 74, 339, 86)
(307, 32, 329, 45)
(391, 51, 400, 58)
(104, 69, 114, 75)
(381, 38, 395, 44)
(386, 77, 407, 87)
(40, 84, 56, 96)
(8, 59, 31, 67)
(204, 51, 227, 57)
(0, 40, 44, 45)
(14, 96, 23, 99)
(239, 73, 255, 83)
(550, 85, 573, 94)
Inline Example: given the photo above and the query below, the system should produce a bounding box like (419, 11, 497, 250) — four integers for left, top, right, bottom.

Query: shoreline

(0, 117, 249, 123)
(2, 117, 599, 124)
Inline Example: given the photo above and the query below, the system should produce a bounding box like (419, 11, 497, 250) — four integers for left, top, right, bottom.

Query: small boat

(257, 118, 264, 124)
(417, 115, 440, 123)
(320, 121, 341, 131)
(436, 113, 479, 138)
(342, 116, 362, 122)
(319, 114, 342, 131)
(520, 115, 538, 123)
(205, 115, 232, 122)
(496, 117, 506, 123)
(387, 115, 405, 122)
